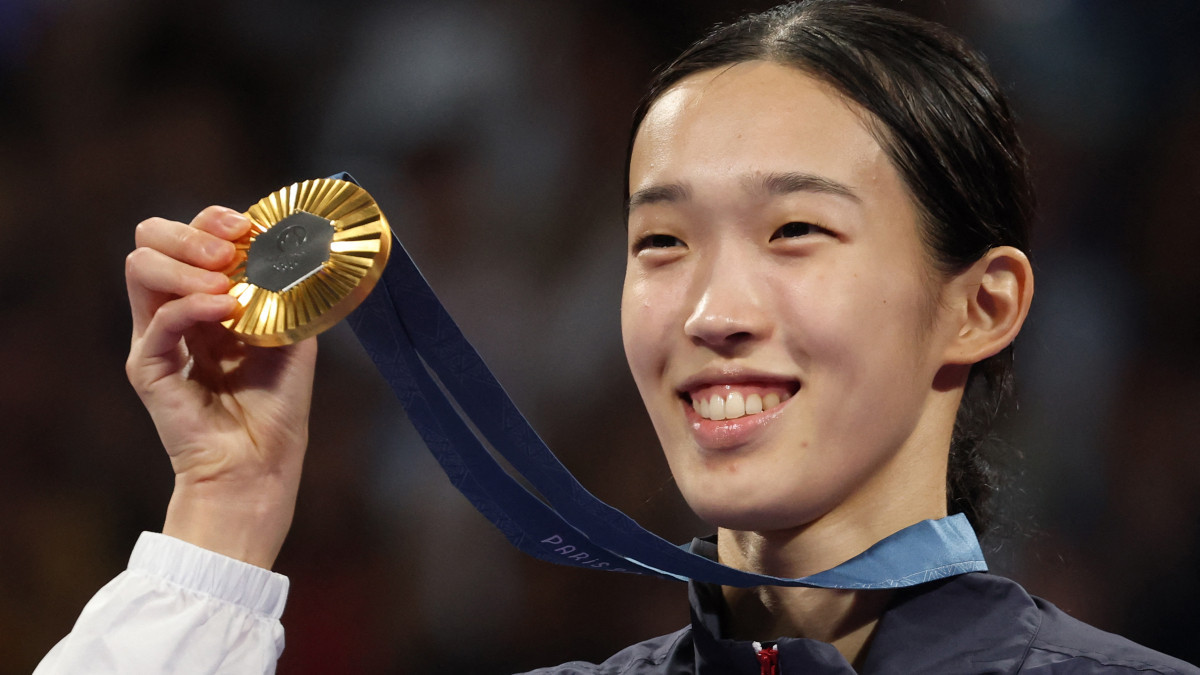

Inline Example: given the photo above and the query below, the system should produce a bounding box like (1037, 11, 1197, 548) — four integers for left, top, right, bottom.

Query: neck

(718, 526, 896, 667)
(716, 493, 946, 666)
(722, 581, 893, 668)
(715, 378, 963, 665)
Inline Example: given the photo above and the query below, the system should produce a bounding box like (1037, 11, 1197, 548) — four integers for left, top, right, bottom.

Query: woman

(36, 1, 1197, 673)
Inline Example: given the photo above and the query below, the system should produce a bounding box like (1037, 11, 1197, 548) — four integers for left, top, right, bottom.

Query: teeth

(709, 395, 726, 420)
(692, 389, 789, 421)
(725, 392, 745, 418)
(746, 394, 763, 414)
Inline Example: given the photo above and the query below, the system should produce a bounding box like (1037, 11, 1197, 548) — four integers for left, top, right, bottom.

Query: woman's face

(622, 61, 963, 536)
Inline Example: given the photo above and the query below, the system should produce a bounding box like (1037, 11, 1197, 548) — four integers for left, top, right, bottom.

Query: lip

(675, 368, 799, 451)
(681, 394, 792, 450)
(676, 368, 800, 398)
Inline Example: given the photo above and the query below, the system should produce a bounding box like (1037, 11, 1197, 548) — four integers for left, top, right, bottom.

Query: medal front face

(222, 177, 391, 346)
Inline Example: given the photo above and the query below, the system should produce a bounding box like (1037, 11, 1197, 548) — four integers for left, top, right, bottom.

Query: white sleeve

(34, 532, 289, 675)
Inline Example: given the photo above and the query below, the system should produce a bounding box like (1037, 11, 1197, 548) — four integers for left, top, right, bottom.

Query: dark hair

(626, 0, 1033, 536)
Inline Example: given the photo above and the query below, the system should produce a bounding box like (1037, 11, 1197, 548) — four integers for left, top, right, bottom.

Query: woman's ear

(944, 245, 1034, 365)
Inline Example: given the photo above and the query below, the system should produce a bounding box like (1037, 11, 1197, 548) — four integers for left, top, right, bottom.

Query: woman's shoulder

(908, 572, 1199, 674)
(517, 627, 693, 675)
(518, 571, 1198, 674)
(1020, 589, 1198, 674)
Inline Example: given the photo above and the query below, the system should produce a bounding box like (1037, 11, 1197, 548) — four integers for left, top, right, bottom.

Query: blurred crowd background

(1, 0, 1197, 672)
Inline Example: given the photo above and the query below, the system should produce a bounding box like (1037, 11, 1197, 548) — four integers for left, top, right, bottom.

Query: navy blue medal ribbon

(335, 173, 988, 588)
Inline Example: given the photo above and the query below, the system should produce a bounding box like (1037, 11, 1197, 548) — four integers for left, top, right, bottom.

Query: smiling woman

(33, 1, 1200, 674)
(621, 55, 1032, 667)
(625, 61, 970, 539)
(626, 6, 1034, 541)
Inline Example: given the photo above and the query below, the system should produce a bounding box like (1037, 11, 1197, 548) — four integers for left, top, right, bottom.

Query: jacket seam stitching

(612, 628, 690, 675)
(1012, 606, 1044, 675)
(1027, 638, 1185, 673)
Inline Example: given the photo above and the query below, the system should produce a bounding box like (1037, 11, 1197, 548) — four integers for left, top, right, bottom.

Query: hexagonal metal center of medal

(245, 211, 336, 292)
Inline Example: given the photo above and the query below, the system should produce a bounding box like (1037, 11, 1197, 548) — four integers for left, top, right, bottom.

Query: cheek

(620, 273, 670, 387)
(825, 280, 937, 436)
(783, 263, 933, 396)
(622, 264, 696, 341)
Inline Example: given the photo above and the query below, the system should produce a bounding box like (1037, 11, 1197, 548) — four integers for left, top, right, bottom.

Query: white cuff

(129, 532, 289, 619)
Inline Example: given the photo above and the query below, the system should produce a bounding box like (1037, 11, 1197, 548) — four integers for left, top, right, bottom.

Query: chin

(682, 490, 826, 535)
(669, 451, 837, 535)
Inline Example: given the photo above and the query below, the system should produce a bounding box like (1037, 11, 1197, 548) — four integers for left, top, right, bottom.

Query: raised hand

(125, 205, 317, 569)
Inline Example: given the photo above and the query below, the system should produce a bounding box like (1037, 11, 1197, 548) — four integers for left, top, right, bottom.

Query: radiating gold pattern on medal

(221, 177, 391, 346)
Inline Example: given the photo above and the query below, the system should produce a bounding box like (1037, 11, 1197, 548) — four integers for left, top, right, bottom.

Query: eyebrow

(626, 182, 692, 212)
(626, 170, 859, 214)
(751, 171, 861, 203)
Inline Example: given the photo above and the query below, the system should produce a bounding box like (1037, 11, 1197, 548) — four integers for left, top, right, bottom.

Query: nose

(683, 247, 772, 352)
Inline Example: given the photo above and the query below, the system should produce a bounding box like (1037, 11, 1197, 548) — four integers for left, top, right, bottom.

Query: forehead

(630, 60, 895, 202)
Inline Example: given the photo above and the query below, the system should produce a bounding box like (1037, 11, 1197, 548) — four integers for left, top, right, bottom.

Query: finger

(126, 247, 231, 338)
(189, 204, 252, 240)
(127, 292, 239, 389)
(134, 214, 238, 272)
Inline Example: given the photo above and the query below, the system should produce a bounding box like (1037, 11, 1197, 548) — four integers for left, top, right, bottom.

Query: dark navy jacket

(528, 539, 1198, 674)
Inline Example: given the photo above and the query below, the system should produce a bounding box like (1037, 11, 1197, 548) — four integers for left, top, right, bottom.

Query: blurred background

(1, 0, 1197, 671)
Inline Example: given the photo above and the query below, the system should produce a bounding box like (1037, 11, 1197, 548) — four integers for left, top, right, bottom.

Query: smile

(681, 384, 797, 421)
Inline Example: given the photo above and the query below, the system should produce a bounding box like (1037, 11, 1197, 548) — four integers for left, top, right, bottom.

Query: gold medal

(221, 177, 391, 346)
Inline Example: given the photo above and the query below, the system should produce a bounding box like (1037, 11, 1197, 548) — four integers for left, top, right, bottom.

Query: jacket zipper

(754, 642, 779, 675)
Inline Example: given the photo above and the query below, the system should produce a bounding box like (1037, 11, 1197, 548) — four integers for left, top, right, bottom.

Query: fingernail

(203, 239, 234, 261)
(209, 271, 232, 289)
(220, 211, 249, 232)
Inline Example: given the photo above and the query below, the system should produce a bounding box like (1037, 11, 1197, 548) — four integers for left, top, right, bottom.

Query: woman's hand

(125, 205, 317, 569)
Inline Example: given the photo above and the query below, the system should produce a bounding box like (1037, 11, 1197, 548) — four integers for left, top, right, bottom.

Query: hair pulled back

(627, 0, 1033, 536)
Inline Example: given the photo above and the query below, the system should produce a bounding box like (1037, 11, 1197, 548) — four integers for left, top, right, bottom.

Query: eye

(770, 221, 831, 240)
(633, 233, 685, 252)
